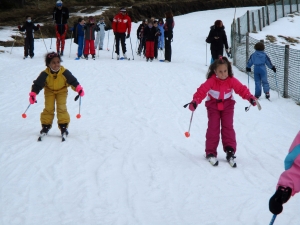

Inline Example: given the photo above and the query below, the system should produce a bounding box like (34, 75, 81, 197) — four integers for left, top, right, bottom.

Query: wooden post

(247, 10, 250, 33)
(237, 18, 241, 43)
(283, 45, 290, 98)
(290, 0, 292, 14)
(297, 0, 299, 12)
(282, 0, 285, 17)
(252, 12, 256, 32)
(246, 32, 249, 70)
(266, 6, 270, 25)
(274, 0, 277, 21)
(258, 10, 262, 31)
(262, 7, 265, 27)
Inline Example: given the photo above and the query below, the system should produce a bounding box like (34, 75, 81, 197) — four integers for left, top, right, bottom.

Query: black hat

(120, 7, 126, 12)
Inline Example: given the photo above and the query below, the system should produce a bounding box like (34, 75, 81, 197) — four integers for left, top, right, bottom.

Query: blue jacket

(247, 50, 273, 72)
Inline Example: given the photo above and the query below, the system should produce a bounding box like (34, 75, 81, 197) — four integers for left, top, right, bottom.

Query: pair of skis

(206, 155, 237, 168)
(37, 132, 68, 142)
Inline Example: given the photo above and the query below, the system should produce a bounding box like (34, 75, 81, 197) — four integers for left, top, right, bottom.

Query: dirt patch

(265, 35, 277, 43)
(278, 35, 300, 44)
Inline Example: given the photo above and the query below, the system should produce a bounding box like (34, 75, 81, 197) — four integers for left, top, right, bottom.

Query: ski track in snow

(0, 7, 300, 225)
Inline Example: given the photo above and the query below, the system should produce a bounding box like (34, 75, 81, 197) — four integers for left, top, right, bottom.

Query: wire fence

(231, 0, 300, 103)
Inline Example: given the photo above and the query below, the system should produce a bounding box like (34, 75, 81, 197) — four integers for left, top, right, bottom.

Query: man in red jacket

(112, 7, 131, 59)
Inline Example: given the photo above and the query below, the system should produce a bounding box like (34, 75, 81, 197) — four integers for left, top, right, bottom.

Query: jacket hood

(210, 25, 225, 30)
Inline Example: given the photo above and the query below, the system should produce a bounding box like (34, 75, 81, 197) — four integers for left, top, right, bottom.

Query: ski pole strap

(183, 102, 190, 108)
(74, 90, 82, 101)
(269, 214, 277, 225)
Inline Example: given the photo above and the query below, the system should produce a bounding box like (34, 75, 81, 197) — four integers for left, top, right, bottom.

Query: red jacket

(112, 13, 131, 34)
(193, 74, 252, 110)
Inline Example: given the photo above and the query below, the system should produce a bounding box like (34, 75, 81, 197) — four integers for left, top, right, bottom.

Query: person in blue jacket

(70, 17, 85, 60)
(246, 42, 276, 99)
(157, 18, 164, 50)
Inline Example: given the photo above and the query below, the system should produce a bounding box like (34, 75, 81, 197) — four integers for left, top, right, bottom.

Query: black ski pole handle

(74, 90, 82, 101)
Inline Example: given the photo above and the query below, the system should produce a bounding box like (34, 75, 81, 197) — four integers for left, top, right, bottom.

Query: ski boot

(92, 54, 95, 60)
(38, 124, 51, 141)
(59, 123, 69, 142)
(225, 146, 237, 167)
(116, 54, 120, 60)
(265, 92, 270, 99)
(206, 154, 218, 166)
(123, 53, 127, 59)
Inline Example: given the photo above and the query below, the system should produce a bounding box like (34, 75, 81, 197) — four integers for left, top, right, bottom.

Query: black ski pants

(115, 32, 126, 55)
(24, 37, 34, 57)
(164, 33, 173, 62)
(211, 48, 224, 61)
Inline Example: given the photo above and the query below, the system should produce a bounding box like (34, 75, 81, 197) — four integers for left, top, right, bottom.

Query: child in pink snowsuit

(269, 131, 300, 215)
(188, 56, 257, 166)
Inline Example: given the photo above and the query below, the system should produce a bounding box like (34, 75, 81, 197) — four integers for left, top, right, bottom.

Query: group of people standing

(136, 11, 175, 62)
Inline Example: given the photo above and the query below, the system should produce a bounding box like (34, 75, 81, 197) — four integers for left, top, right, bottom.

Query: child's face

(80, 20, 85, 25)
(154, 23, 158, 27)
(49, 57, 61, 71)
(215, 64, 228, 80)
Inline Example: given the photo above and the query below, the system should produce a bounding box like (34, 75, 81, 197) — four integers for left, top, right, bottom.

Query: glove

(272, 66, 276, 73)
(188, 101, 198, 112)
(248, 95, 257, 106)
(18, 25, 21, 30)
(126, 33, 130, 39)
(29, 92, 37, 104)
(269, 186, 292, 215)
(37, 24, 40, 28)
(76, 85, 85, 97)
(246, 67, 251, 72)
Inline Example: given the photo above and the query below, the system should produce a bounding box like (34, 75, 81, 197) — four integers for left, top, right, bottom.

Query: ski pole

(69, 31, 73, 58)
(129, 36, 134, 60)
(112, 37, 115, 59)
(50, 37, 52, 49)
(22, 104, 32, 118)
(205, 42, 207, 66)
(107, 30, 110, 51)
(74, 91, 82, 119)
(185, 111, 194, 138)
(247, 72, 250, 89)
(273, 72, 280, 98)
(269, 214, 277, 225)
(39, 27, 48, 52)
(10, 31, 19, 54)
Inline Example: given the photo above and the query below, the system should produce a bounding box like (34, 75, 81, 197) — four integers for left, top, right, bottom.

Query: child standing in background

(18, 16, 40, 59)
(153, 20, 161, 59)
(246, 42, 276, 100)
(157, 18, 164, 50)
(95, 17, 106, 50)
(188, 57, 257, 167)
(83, 16, 100, 60)
(71, 17, 85, 60)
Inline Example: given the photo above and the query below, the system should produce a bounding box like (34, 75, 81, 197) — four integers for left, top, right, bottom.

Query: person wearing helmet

(52, 0, 69, 56)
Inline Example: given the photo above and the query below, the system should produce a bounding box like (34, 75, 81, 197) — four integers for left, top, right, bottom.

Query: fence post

(290, 0, 292, 13)
(262, 7, 265, 27)
(274, 0, 278, 21)
(283, 45, 289, 98)
(297, 0, 299, 12)
(282, 0, 285, 17)
(267, 6, 270, 25)
(258, 10, 262, 31)
(247, 10, 250, 33)
(237, 18, 241, 43)
(252, 12, 256, 32)
(246, 32, 249, 71)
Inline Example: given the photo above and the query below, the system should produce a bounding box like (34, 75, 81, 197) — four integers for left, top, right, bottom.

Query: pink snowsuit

(192, 74, 253, 157)
(277, 131, 300, 196)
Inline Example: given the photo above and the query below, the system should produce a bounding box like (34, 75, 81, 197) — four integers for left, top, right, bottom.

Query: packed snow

(0, 6, 300, 225)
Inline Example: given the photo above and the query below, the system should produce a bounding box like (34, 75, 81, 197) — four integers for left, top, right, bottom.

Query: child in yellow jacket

(28, 52, 85, 139)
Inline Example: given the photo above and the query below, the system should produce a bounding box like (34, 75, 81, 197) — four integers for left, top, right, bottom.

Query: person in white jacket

(95, 17, 106, 50)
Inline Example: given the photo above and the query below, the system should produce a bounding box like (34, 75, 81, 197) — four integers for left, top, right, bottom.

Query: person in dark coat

(52, 0, 69, 56)
(143, 20, 157, 61)
(164, 11, 175, 63)
(18, 16, 40, 59)
(206, 20, 229, 61)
